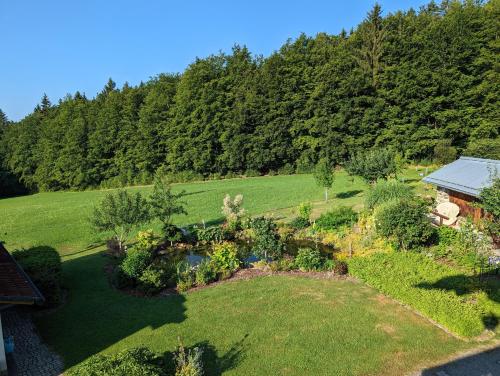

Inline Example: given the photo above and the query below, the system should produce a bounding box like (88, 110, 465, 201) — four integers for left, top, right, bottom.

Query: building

(422, 156, 500, 222)
(0, 244, 44, 374)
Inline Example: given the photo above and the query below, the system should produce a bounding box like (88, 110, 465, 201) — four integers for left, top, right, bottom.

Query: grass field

(36, 250, 468, 375)
(3, 169, 469, 375)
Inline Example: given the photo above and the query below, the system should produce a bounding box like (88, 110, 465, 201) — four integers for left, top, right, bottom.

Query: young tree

(149, 174, 187, 233)
(221, 194, 245, 227)
(91, 190, 150, 253)
(345, 149, 396, 184)
(314, 159, 334, 202)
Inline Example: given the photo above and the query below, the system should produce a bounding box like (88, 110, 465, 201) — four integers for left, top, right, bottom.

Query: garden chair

(431, 202, 460, 226)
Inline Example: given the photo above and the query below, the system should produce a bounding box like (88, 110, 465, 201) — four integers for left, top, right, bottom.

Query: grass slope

(36, 250, 466, 376)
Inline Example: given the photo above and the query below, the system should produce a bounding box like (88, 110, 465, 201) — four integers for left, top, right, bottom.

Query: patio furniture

(431, 202, 460, 226)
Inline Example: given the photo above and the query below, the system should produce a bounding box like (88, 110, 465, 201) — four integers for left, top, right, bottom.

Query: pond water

(161, 239, 338, 266)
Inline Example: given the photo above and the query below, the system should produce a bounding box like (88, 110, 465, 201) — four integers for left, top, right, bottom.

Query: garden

(1, 151, 499, 375)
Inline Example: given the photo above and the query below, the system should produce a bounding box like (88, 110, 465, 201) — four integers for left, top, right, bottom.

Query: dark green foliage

(480, 176, 499, 246)
(121, 248, 152, 279)
(195, 226, 231, 244)
(375, 199, 434, 250)
(91, 190, 150, 253)
(433, 139, 457, 165)
(67, 347, 164, 376)
(1, 2, 498, 191)
(294, 248, 322, 271)
(250, 217, 284, 260)
(12, 246, 62, 306)
(345, 149, 397, 184)
(464, 138, 500, 160)
(289, 217, 310, 230)
(365, 180, 414, 210)
(315, 207, 358, 230)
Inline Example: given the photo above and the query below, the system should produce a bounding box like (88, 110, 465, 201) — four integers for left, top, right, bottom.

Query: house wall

(436, 187, 450, 205)
(448, 190, 483, 222)
(0, 313, 7, 374)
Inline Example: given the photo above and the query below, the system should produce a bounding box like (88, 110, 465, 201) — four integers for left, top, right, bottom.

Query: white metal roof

(422, 157, 500, 197)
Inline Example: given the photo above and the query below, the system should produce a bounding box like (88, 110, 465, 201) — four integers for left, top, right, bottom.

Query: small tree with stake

(314, 159, 334, 202)
(91, 190, 151, 254)
(149, 174, 187, 244)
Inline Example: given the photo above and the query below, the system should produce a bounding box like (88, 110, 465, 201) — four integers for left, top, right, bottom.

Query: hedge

(348, 252, 500, 338)
(12, 246, 62, 306)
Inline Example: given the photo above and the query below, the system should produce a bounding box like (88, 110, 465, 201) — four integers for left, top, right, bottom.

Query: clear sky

(0, 0, 430, 121)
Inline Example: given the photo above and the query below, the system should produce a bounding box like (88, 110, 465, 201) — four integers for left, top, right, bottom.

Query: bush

(375, 199, 434, 250)
(136, 230, 159, 251)
(289, 217, 310, 230)
(278, 163, 294, 175)
(165, 224, 184, 246)
(176, 261, 195, 292)
(365, 180, 414, 210)
(112, 267, 135, 289)
(294, 248, 322, 271)
(348, 252, 500, 337)
(244, 169, 261, 177)
(345, 148, 397, 183)
(322, 259, 336, 272)
(210, 242, 240, 275)
(333, 260, 348, 275)
(12, 246, 62, 306)
(138, 266, 168, 295)
(298, 202, 312, 221)
(195, 259, 216, 286)
(196, 226, 230, 244)
(67, 347, 164, 376)
(121, 248, 153, 279)
(175, 342, 204, 376)
(251, 217, 284, 260)
(315, 207, 357, 231)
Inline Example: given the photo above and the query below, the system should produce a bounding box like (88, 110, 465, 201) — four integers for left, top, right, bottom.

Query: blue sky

(0, 0, 429, 121)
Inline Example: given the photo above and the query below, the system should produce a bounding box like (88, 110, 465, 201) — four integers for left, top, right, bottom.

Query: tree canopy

(1, 1, 499, 194)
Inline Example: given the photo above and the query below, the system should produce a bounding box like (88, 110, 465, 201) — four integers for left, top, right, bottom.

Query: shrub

(365, 180, 414, 210)
(112, 267, 135, 289)
(348, 252, 500, 337)
(165, 224, 184, 246)
(244, 169, 261, 177)
(136, 230, 159, 251)
(322, 259, 336, 272)
(479, 176, 500, 240)
(210, 242, 240, 274)
(221, 194, 245, 228)
(333, 260, 348, 275)
(176, 261, 195, 292)
(375, 199, 434, 250)
(315, 207, 358, 231)
(276, 255, 295, 271)
(278, 163, 294, 175)
(294, 248, 322, 271)
(289, 217, 310, 230)
(175, 342, 204, 376)
(138, 266, 168, 295)
(298, 202, 312, 221)
(195, 259, 216, 286)
(251, 217, 284, 260)
(12, 246, 62, 306)
(121, 248, 153, 279)
(196, 226, 230, 244)
(67, 347, 163, 376)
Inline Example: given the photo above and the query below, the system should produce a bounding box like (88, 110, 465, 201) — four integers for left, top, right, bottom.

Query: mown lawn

(36, 249, 467, 376)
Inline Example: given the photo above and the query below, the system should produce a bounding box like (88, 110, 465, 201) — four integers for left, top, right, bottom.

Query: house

(422, 156, 500, 222)
(0, 244, 44, 374)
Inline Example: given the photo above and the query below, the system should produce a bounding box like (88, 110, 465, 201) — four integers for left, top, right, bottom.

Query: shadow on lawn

(418, 346, 500, 376)
(415, 274, 500, 331)
(336, 190, 363, 199)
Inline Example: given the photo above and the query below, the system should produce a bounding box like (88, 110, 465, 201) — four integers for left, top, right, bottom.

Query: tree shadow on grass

(415, 274, 500, 331)
(33, 250, 187, 369)
(336, 190, 363, 199)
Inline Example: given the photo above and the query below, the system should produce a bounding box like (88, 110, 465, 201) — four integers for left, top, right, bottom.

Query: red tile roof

(0, 244, 44, 305)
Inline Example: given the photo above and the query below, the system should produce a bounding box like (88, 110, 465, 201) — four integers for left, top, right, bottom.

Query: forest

(0, 1, 499, 195)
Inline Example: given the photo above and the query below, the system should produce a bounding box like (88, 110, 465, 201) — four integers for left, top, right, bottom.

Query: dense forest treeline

(1, 1, 499, 194)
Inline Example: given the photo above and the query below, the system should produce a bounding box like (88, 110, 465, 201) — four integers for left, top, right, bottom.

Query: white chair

(433, 202, 460, 226)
